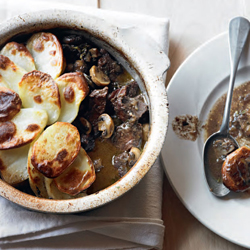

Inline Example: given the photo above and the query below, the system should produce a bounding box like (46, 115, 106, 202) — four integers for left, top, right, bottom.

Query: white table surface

(98, 0, 249, 249)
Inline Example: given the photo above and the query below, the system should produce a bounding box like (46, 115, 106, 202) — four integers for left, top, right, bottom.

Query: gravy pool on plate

(205, 81, 250, 191)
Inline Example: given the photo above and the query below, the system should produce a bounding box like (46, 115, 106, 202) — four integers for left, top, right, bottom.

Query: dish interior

(0, 27, 150, 200)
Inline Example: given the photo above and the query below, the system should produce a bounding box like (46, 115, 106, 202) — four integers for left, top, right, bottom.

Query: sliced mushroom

(128, 147, 141, 167)
(89, 48, 100, 58)
(89, 65, 110, 86)
(80, 117, 92, 134)
(98, 113, 114, 138)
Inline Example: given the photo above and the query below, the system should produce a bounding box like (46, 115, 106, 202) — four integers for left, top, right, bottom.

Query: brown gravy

(205, 81, 250, 182)
(205, 81, 250, 146)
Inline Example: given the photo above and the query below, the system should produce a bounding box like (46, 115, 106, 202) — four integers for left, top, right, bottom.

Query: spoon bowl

(203, 132, 239, 197)
(203, 16, 250, 197)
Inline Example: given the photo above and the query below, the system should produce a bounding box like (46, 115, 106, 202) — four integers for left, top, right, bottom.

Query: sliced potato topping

(31, 122, 81, 178)
(0, 75, 9, 88)
(0, 108, 48, 150)
(56, 72, 89, 123)
(26, 32, 64, 79)
(0, 55, 27, 94)
(27, 143, 49, 198)
(45, 178, 87, 200)
(0, 143, 30, 185)
(0, 86, 22, 122)
(54, 148, 96, 196)
(1, 42, 36, 72)
(18, 70, 61, 125)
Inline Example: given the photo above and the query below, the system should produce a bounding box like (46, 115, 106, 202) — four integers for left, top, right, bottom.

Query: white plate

(161, 32, 250, 248)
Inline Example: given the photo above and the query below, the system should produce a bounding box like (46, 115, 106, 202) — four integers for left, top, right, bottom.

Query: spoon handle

(220, 17, 250, 135)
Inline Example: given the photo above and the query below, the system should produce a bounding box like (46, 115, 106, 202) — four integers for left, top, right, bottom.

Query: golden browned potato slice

(0, 55, 27, 94)
(26, 32, 63, 79)
(0, 108, 48, 150)
(0, 86, 22, 122)
(222, 146, 250, 192)
(1, 42, 36, 72)
(27, 143, 49, 198)
(54, 148, 95, 196)
(31, 122, 81, 178)
(18, 70, 61, 125)
(0, 143, 30, 185)
(56, 72, 89, 123)
(45, 178, 87, 200)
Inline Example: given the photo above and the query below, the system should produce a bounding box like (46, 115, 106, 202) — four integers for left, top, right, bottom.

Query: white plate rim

(162, 31, 250, 248)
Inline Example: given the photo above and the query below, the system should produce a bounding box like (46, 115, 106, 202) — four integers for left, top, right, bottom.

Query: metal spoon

(203, 17, 250, 197)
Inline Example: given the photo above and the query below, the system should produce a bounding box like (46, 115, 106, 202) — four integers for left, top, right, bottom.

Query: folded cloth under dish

(0, 1, 170, 249)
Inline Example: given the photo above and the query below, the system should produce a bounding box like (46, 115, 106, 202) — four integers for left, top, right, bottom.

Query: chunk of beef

(62, 44, 80, 64)
(109, 83, 147, 122)
(230, 109, 250, 138)
(113, 152, 129, 177)
(89, 87, 108, 114)
(87, 87, 108, 135)
(80, 134, 95, 152)
(112, 122, 142, 151)
(127, 81, 140, 97)
(98, 49, 123, 82)
(108, 81, 138, 99)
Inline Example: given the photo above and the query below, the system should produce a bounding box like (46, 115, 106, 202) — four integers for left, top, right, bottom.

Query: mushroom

(89, 48, 100, 58)
(89, 65, 110, 86)
(83, 73, 95, 89)
(80, 117, 92, 134)
(128, 147, 141, 167)
(98, 113, 114, 138)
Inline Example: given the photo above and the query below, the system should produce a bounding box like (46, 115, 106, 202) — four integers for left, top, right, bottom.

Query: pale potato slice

(45, 178, 87, 200)
(0, 143, 30, 185)
(27, 143, 49, 198)
(0, 108, 48, 149)
(0, 55, 27, 93)
(1, 42, 36, 72)
(31, 122, 81, 178)
(54, 148, 95, 195)
(56, 72, 89, 123)
(0, 75, 9, 88)
(26, 32, 63, 79)
(18, 70, 61, 125)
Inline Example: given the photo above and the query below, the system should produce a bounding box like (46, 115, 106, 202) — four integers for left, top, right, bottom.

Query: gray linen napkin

(0, 1, 170, 249)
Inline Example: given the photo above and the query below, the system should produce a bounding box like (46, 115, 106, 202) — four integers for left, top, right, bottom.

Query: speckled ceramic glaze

(0, 9, 169, 213)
